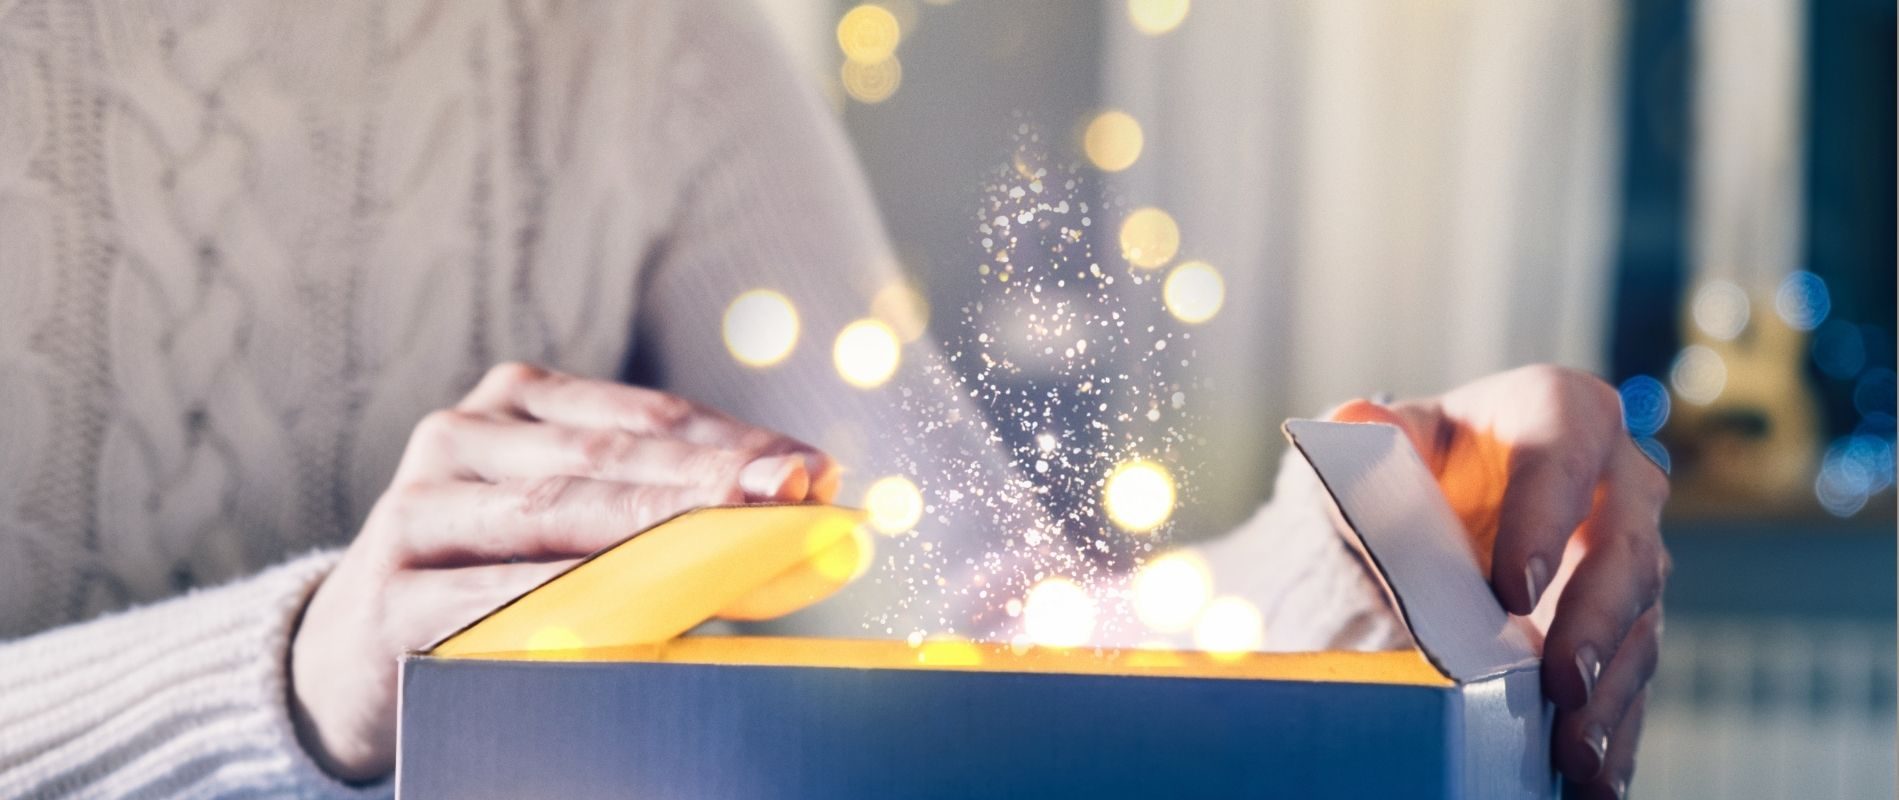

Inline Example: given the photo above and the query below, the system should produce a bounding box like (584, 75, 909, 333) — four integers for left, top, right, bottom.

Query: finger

(1542, 444, 1670, 710)
(398, 411, 809, 502)
(383, 560, 580, 651)
(1562, 691, 1648, 800)
(1327, 398, 1446, 471)
(458, 362, 839, 488)
(384, 476, 742, 567)
(1553, 605, 1661, 782)
(1488, 397, 1619, 615)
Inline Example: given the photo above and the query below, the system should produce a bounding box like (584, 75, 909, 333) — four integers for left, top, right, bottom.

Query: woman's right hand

(286, 363, 838, 782)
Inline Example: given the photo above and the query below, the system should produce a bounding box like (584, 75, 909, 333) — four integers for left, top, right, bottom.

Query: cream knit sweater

(0, 1, 1400, 796)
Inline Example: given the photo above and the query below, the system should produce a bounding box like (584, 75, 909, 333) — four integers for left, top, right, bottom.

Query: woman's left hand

(1332, 364, 1670, 799)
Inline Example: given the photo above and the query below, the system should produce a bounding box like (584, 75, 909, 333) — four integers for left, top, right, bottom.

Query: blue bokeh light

(1634, 436, 1672, 475)
(1774, 271, 1832, 331)
(1810, 319, 1868, 380)
(1618, 375, 1671, 437)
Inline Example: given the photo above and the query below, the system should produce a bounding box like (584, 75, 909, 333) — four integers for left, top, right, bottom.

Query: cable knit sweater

(0, 1, 1401, 796)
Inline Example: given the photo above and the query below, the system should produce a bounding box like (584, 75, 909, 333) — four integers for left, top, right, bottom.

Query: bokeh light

(1814, 434, 1894, 517)
(1854, 368, 1896, 418)
(1618, 375, 1671, 437)
(837, 4, 901, 63)
(1163, 261, 1225, 324)
(1192, 595, 1263, 660)
(1132, 551, 1212, 633)
(871, 280, 931, 342)
(1023, 577, 1097, 648)
(1127, 0, 1191, 36)
(1811, 319, 1869, 380)
(1634, 437, 1672, 475)
(1103, 458, 1176, 533)
(723, 289, 800, 368)
(1774, 270, 1832, 331)
(1669, 345, 1728, 406)
(1083, 109, 1144, 173)
(864, 474, 924, 535)
(1119, 207, 1180, 269)
(915, 635, 983, 667)
(841, 55, 902, 104)
(1691, 280, 1751, 341)
(834, 318, 902, 388)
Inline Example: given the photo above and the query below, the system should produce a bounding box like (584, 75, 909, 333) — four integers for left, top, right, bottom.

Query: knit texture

(0, 0, 1399, 795)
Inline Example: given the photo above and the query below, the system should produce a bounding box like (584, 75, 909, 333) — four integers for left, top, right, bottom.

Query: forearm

(0, 551, 385, 798)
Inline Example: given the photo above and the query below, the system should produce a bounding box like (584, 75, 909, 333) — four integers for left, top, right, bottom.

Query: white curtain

(1103, 0, 1628, 529)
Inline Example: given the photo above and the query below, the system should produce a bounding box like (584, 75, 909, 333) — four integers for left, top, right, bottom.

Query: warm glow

(1162, 260, 1224, 323)
(1669, 344, 1728, 406)
(915, 636, 984, 667)
(834, 318, 902, 388)
(525, 626, 585, 652)
(1193, 596, 1263, 660)
(806, 516, 874, 582)
(723, 290, 800, 367)
(1118, 207, 1180, 269)
(837, 4, 901, 63)
(841, 55, 903, 105)
(1023, 577, 1096, 648)
(1127, 0, 1190, 36)
(864, 474, 924, 535)
(872, 280, 931, 342)
(1104, 458, 1175, 533)
(1132, 551, 1212, 633)
(1083, 110, 1144, 173)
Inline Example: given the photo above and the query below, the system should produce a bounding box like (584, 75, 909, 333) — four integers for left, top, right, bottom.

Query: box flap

(1283, 420, 1540, 683)
(429, 504, 867, 658)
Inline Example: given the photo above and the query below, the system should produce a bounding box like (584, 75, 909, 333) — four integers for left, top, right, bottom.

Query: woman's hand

(288, 363, 839, 782)
(1332, 364, 1669, 799)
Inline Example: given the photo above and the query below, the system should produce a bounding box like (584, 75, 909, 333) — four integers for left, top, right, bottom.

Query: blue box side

(399, 657, 1463, 799)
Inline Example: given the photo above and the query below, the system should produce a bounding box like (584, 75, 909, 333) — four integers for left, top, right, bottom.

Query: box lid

(1283, 419, 1541, 683)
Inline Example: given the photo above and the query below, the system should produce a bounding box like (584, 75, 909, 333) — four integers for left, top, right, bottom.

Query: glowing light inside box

(1127, 0, 1190, 36)
(834, 318, 901, 388)
(1083, 110, 1144, 173)
(1132, 551, 1212, 634)
(1023, 577, 1096, 649)
(837, 4, 901, 63)
(1163, 261, 1224, 324)
(864, 474, 924, 535)
(1118, 207, 1180, 270)
(723, 290, 800, 368)
(1103, 458, 1176, 533)
(805, 516, 875, 582)
(1192, 595, 1264, 660)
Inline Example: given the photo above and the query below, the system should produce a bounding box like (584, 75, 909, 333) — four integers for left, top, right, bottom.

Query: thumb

(1327, 398, 1440, 467)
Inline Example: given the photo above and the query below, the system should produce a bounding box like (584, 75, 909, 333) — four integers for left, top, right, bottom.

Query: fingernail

(1613, 777, 1630, 799)
(1523, 555, 1551, 612)
(740, 455, 808, 502)
(809, 461, 843, 505)
(1582, 722, 1609, 779)
(1575, 643, 1602, 704)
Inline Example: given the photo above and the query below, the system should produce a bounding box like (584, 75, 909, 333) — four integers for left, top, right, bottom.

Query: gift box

(396, 420, 1555, 798)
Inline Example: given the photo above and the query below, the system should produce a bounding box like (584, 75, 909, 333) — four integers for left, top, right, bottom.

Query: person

(0, 2, 1664, 797)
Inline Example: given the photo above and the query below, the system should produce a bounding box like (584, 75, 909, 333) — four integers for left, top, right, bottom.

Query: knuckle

(578, 429, 637, 473)
(413, 409, 471, 447)
(635, 392, 695, 432)
(517, 475, 579, 516)
(484, 361, 547, 389)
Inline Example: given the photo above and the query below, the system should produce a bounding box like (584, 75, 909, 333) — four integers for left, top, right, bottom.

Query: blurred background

(757, 0, 1894, 796)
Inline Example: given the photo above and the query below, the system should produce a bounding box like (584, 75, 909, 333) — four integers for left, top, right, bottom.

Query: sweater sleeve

(0, 552, 388, 799)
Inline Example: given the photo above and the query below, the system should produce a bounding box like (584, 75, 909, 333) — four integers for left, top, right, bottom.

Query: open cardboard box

(396, 421, 1556, 798)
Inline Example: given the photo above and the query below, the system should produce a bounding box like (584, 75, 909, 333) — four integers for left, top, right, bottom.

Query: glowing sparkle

(1132, 551, 1212, 633)
(723, 290, 799, 367)
(1192, 596, 1263, 660)
(1127, 0, 1190, 36)
(1163, 261, 1224, 324)
(806, 516, 875, 582)
(1023, 577, 1096, 648)
(837, 4, 901, 63)
(1669, 345, 1727, 406)
(1104, 458, 1176, 533)
(835, 318, 902, 389)
(864, 475, 924, 535)
(841, 55, 902, 105)
(1119, 207, 1180, 269)
(1083, 110, 1144, 173)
